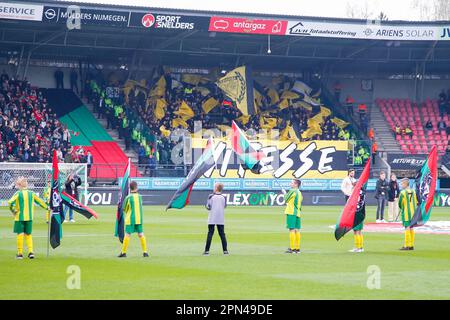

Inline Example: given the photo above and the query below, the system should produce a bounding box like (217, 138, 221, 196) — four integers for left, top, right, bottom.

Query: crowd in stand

(0, 71, 94, 164)
(87, 71, 359, 168)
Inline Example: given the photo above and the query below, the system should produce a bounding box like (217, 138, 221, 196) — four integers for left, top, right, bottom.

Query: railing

(88, 163, 188, 180)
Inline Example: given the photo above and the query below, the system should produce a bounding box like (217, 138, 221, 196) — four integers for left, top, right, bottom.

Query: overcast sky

(52, 0, 439, 21)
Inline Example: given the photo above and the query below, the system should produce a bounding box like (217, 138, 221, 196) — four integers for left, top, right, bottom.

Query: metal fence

(88, 163, 187, 180)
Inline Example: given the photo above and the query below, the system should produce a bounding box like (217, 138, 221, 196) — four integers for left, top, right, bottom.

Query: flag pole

(47, 211, 51, 257)
(128, 157, 131, 194)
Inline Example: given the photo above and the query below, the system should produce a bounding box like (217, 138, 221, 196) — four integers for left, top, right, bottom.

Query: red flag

(335, 159, 371, 241)
(410, 145, 438, 227)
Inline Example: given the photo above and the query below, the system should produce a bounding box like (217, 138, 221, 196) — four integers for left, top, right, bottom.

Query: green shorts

(353, 221, 364, 231)
(14, 221, 32, 234)
(125, 224, 143, 234)
(286, 215, 301, 229)
(402, 220, 411, 228)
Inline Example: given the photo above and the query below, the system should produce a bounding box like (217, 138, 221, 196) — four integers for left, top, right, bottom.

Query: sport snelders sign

(129, 12, 209, 30)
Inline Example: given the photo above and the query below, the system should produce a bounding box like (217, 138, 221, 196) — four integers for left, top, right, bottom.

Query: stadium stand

(88, 72, 372, 168)
(43, 89, 139, 179)
(0, 75, 73, 163)
(377, 96, 450, 156)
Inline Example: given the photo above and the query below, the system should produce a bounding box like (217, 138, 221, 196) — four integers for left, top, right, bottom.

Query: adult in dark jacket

(387, 173, 400, 222)
(63, 173, 82, 222)
(375, 171, 388, 223)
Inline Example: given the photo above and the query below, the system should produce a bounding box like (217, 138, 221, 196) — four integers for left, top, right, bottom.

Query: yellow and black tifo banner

(216, 66, 256, 116)
(189, 139, 350, 179)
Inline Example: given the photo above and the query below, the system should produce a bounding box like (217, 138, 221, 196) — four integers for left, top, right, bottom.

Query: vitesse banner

(189, 138, 349, 179)
(216, 66, 256, 116)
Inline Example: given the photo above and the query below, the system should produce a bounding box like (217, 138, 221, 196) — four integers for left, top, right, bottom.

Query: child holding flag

(118, 181, 149, 258)
(348, 188, 365, 253)
(43, 180, 51, 223)
(284, 179, 302, 254)
(203, 183, 228, 256)
(398, 178, 418, 251)
(8, 177, 48, 259)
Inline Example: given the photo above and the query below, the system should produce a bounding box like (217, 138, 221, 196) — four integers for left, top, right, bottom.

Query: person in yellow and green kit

(42, 184, 51, 223)
(284, 179, 303, 254)
(398, 178, 418, 251)
(8, 177, 48, 259)
(118, 181, 149, 258)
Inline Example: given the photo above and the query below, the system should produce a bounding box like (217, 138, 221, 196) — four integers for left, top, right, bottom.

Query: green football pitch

(1, 205, 449, 300)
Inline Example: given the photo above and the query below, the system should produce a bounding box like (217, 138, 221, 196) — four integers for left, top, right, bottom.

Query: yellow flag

(267, 88, 280, 105)
(154, 99, 167, 120)
(216, 66, 256, 116)
(150, 76, 166, 97)
(171, 118, 188, 129)
(236, 115, 250, 125)
(302, 118, 323, 139)
(174, 101, 194, 120)
(260, 116, 277, 129)
(202, 97, 218, 114)
(254, 88, 263, 108)
(279, 98, 289, 110)
(320, 106, 331, 117)
(331, 117, 349, 128)
(281, 91, 300, 100)
(159, 125, 171, 137)
(217, 125, 231, 133)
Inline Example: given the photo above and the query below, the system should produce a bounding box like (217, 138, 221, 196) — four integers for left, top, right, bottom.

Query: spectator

(439, 89, 447, 117)
(404, 126, 413, 137)
(333, 81, 342, 102)
(341, 168, 356, 202)
(395, 124, 401, 135)
(387, 173, 400, 223)
(86, 151, 93, 176)
(54, 69, 64, 89)
(344, 95, 354, 115)
(371, 142, 378, 165)
(358, 103, 367, 120)
(375, 171, 388, 223)
(368, 128, 374, 140)
(64, 147, 74, 163)
(70, 68, 79, 94)
(0, 74, 70, 163)
(63, 173, 81, 223)
(437, 118, 447, 130)
(147, 153, 156, 177)
(425, 120, 433, 130)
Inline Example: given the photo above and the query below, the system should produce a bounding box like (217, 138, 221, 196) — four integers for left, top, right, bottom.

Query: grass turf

(0, 205, 449, 300)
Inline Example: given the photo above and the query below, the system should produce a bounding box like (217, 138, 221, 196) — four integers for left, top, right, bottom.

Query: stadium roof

(0, 1, 449, 74)
(46, 0, 450, 22)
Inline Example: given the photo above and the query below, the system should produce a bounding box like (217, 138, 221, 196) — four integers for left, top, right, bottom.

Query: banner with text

(286, 20, 450, 41)
(0, 2, 43, 21)
(209, 16, 288, 35)
(189, 139, 350, 179)
(387, 153, 428, 170)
